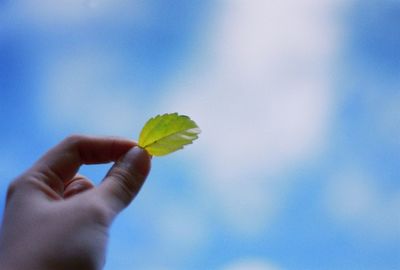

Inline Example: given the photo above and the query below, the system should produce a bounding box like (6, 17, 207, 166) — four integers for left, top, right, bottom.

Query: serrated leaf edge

(142, 126, 201, 149)
(139, 113, 199, 148)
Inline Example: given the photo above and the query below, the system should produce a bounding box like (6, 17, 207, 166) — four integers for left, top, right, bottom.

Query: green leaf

(138, 113, 201, 156)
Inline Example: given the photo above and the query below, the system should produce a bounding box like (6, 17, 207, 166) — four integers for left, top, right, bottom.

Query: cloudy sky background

(0, 0, 399, 269)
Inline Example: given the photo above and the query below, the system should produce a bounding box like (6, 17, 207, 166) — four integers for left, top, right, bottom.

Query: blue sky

(0, 1, 399, 269)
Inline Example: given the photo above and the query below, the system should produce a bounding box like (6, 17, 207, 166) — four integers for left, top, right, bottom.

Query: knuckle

(6, 179, 20, 202)
(5, 176, 33, 203)
(63, 134, 86, 146)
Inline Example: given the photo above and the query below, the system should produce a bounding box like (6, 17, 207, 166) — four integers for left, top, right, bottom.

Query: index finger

(31, 135, 136, 185)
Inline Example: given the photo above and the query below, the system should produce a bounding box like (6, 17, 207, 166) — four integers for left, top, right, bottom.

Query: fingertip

(97, 146, 152, 213)
(122, 146, 151, 177)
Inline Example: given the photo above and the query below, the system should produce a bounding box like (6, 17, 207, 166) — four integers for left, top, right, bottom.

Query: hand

(0, 135, 151, 270)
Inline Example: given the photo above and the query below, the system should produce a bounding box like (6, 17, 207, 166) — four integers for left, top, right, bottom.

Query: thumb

(98, 146, 151, 214)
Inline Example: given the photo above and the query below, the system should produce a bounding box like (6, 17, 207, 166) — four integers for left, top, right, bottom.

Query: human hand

(0, 135, 151, 270)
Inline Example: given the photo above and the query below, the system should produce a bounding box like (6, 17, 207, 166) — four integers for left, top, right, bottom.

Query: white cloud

(324, 167, 400, 239)
(153, 202, 210, 258)
(37, 48, 144, 136)
(29, 0, 351, 243)
(221, 258, 282, 270)
(163, 0, 345, 236)
(108, 199, 211, 270)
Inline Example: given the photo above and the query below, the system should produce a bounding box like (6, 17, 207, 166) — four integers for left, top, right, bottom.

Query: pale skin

(0, 135, 151, 270)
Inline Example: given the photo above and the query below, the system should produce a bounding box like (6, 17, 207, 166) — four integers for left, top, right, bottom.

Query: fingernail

(118, 146, 151, 177)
